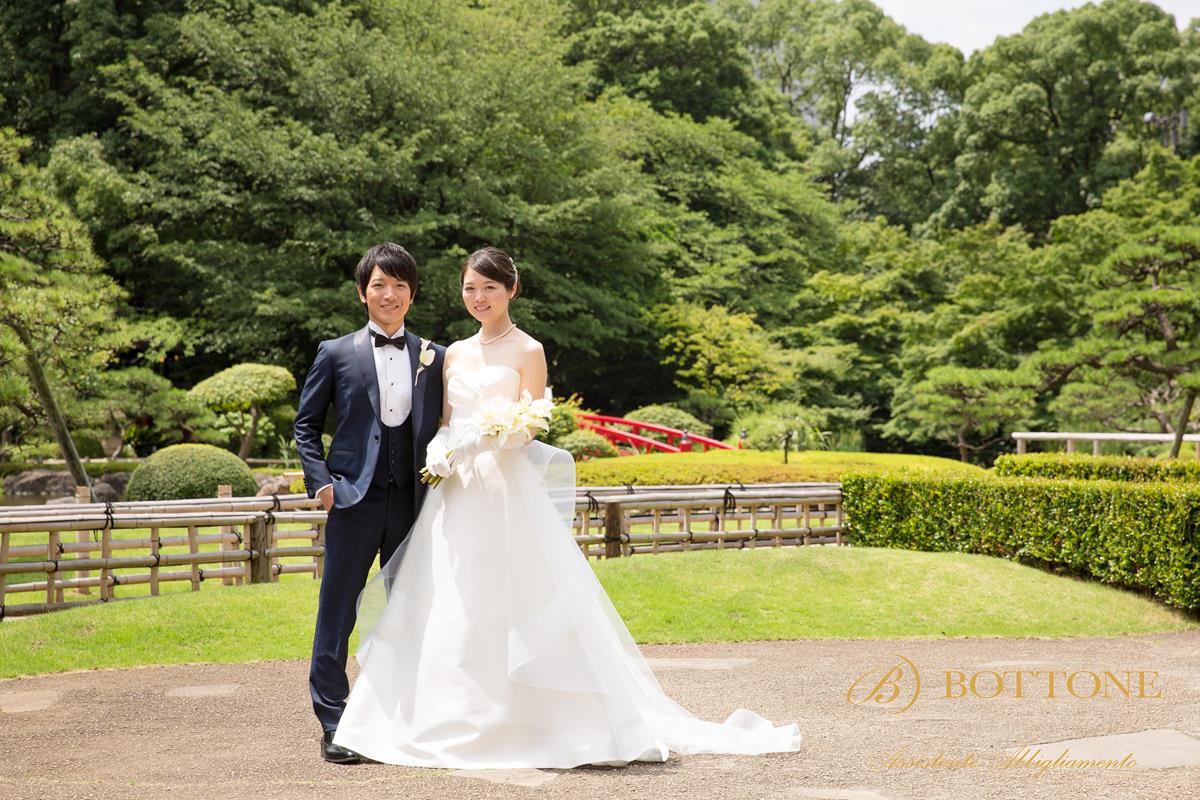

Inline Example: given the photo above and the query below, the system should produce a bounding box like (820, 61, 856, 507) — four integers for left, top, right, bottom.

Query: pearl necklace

(480, 322, 517, 345)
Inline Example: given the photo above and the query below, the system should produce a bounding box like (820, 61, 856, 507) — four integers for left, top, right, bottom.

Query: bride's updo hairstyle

(461, 247, 520, 298)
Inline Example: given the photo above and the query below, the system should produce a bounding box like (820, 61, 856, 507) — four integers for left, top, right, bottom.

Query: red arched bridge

(577, 413, 734, 455)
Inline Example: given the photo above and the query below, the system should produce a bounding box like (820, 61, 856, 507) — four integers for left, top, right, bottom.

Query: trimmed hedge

(993, 452, 1200, 482)
(842, 471, 1200, 613)
(0, 460, 143, 479)
(126, 444, 258, 501)
(575, 450, 983, 486)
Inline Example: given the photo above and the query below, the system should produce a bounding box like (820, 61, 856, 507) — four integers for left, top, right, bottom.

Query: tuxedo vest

(371, 416, 415, 488)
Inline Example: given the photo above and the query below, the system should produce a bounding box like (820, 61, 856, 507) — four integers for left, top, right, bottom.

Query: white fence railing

(1011, 431, 1200, 457)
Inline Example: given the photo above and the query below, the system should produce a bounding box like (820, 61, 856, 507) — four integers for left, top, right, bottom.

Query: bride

(332, 247, 802, 768)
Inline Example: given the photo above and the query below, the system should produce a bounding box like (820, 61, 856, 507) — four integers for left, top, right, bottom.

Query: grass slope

(0, 546, 1192, 679)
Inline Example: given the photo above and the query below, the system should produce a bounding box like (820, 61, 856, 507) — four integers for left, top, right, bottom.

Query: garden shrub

(557, 430, 619, 461)
(993, 452, 1200, 482)
(538, 394, 584, 446)
(126, 444, 258, 500)
(623, 404, 712, 443)
(842, 471, 1200, 613)
(575, 450, 980, 486)
(731, 402, 828, 450)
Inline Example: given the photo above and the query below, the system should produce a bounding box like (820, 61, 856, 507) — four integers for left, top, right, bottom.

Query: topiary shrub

(126, 444, 258, 501)
(190, 363, 296, 459)
(623, 404, 712, 443)
(557, 430, 619, 461)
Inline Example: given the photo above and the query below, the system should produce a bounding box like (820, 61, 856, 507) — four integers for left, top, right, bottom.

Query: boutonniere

(414, 338, 435, 385)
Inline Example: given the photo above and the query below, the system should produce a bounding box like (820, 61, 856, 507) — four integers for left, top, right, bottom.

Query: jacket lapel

(354, 326, 381, 420)
(407, 329, 425, 441)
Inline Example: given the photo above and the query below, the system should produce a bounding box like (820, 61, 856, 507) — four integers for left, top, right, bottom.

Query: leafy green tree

(734, 0, 963, 223)
(569, 2, 786, 146)
(41, 0, 671, 412)
(189, 363, 295, 460)
(655, 302, 790, 414)
(0, 128, 125, 492)
(786, 218, 950, 450)
(933, 0, 1196, 231)
(731, 400, 834, 451)
(885, 366, 1036, 462)
(84, 367, 217, 456)
(1075, 226, 1200, 455)
(598, 94, 839, 325)
(1025, 150, 1200, 454)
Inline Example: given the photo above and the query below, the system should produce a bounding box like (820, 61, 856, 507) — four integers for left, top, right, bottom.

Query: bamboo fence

(0, 483, 844, 619)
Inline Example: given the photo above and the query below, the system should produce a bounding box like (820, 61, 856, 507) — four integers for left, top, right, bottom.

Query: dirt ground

(2, 632, 1198, 800)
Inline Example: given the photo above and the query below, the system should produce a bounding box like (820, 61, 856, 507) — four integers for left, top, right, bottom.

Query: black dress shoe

(322, 730, 365, 764)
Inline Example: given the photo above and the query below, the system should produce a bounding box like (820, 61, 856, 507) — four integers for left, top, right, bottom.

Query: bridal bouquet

(420, 389, 554, 487)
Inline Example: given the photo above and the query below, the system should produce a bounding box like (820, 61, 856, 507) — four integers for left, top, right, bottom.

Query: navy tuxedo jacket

(294, 325, 446, 511)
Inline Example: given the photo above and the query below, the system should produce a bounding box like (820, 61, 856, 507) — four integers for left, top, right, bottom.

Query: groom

(294, 242, 445, 764)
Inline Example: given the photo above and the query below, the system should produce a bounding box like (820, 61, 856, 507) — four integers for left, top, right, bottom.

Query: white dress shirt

(317, 321, 414, 500)
(368, 320, 413, 426)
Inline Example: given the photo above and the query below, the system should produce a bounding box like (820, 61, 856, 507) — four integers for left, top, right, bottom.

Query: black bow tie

(373, 332, 406, 349)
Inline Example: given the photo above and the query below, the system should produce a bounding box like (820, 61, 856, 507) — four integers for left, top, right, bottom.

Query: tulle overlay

(333, 365, 802, 768)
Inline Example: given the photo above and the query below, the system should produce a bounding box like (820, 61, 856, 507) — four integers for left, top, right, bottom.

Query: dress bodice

(447, 363, 522, 422)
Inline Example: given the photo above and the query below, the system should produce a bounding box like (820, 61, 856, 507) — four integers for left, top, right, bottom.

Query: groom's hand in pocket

(318, 485, 333, 511)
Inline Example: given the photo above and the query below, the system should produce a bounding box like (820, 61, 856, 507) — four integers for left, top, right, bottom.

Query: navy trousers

(309, 475, 415, 732)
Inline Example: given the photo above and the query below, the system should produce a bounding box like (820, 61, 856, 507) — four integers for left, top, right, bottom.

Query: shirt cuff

(316, 483, 333, 497)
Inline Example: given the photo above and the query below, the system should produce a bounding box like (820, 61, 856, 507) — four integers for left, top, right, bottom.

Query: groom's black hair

(356, 242, 419, 300)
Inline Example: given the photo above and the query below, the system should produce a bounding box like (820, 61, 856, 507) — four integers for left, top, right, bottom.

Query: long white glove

(448, 421, 533, 463)
(424, 426, 454, 478)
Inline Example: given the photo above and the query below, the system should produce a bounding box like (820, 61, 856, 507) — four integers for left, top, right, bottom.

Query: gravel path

(2, 632, 1198, 800)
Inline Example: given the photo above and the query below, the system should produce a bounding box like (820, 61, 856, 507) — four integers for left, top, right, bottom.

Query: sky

(873, 0, 1198, 55)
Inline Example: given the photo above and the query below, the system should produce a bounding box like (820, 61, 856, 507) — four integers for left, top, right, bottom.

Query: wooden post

(1066, 439, 1076, 454)
(268, 514, 280, 583)
(1093, 439, 1101, 456)
(217, 484, 235, 586)
(314, 520, 325, 579)
(0, 531, 9, 620)
(1016, 438, 1027, 455)
(100, 525, 113, 600)
(187, 525, 200, 591)
(249, 516, 272, 583)
(47, 531, 59, 606)
(75, 486, 92, 595)
(603, 502, 624, 559)
(149, 527, 160, 596)
(836, 500, 845, 545)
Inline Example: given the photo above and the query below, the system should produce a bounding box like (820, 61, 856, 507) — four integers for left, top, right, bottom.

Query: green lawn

(0, 545, 1192, 679)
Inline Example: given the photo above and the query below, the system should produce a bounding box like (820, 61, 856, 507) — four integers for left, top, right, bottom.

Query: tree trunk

(13, 323, 92, 498)
(1169, 388, 1197, 458)
(239, 404, 260, 461)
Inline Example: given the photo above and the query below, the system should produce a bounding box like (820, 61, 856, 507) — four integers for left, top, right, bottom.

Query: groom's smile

(359, 264, 413, 333)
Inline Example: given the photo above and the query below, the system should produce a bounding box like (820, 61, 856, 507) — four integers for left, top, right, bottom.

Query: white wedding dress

(332, 363, 802, 768)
